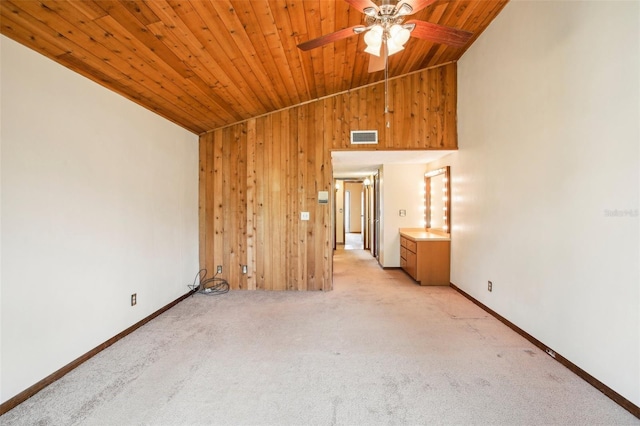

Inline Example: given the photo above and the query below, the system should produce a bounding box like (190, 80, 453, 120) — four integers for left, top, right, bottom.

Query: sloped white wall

(1, 36, 199, 403)
(447, 0, 639, 405)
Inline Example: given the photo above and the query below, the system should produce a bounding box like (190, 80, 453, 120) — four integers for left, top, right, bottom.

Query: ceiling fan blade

(406, 20, 473, 48)
(396, 0, 439, 15)
(297, 25, 366, 51)
(342, 0, 379, 13)
(368, 50, 386, 73)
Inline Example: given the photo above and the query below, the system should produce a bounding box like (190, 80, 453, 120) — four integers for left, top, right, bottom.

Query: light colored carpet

(344, 233, 363, 250)
(2, 248, 638, 425)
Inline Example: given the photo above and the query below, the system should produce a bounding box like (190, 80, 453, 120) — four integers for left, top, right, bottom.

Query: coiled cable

(188, 268, 229, 295)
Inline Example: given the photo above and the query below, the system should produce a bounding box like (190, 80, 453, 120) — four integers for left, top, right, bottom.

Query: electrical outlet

(217, 265, 223, 274)
(131, 293, 137, 306)
(242, 265, 248, 274)
(488, 281, 493, 292)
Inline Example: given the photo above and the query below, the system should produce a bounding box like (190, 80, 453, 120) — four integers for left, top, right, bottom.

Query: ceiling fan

(297, 0, 473, 73)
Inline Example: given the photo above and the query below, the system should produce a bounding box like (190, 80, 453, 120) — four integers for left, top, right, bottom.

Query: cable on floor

(188, 268, 229, 295)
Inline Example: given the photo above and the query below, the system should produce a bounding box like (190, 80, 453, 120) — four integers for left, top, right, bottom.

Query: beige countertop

(400, 228, 451, 242)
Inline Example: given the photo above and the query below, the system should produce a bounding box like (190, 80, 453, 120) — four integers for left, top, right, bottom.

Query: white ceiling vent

(350, 130, 378, 145)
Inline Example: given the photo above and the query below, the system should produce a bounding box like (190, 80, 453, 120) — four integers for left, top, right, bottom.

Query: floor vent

(350, 130, 378, 145)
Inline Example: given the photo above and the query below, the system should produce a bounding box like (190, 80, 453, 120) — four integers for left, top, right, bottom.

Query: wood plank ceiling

(0, 0, 508, 134)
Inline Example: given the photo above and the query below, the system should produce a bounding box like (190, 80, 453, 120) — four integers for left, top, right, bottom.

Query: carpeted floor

(344, 232, 363, 250)
(2, 248, 638, 425)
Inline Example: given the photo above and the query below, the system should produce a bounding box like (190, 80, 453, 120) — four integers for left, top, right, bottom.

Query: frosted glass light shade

(364, 25, 383, 47)
(386, 38, 404, 56)
(364, 44, 381, 56)
(390, 24, 411, 46)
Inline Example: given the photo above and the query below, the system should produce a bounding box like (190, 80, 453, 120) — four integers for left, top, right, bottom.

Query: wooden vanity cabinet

(400, 235, 450, 286)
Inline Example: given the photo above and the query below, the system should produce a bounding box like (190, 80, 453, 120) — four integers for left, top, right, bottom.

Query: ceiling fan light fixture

(395, 2, 413, 17)
(389, 24, 411, 46)
(364, 44, 382, 57)
(386, 38, 404, 56)
(403, 22, 416, 32)
(363, 7, 377, 17)
(364, 25, 383, 47)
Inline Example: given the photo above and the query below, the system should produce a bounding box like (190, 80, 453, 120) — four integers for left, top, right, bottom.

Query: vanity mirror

(424, 166, 451, 233)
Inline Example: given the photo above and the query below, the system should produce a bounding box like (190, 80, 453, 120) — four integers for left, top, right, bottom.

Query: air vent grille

(350, 130, 378, 145)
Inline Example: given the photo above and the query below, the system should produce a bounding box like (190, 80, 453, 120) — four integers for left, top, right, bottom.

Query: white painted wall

(444, 0, 639, 405)
(345, 182, 363, 233)
(335, 180, 344, 244)
(379, 163, 428, 267)
(0, 34, 4, 407)
(0, 36, 199, 403)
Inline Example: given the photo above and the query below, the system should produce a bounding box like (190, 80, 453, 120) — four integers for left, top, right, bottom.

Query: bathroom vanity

(399, 228, 450, 286)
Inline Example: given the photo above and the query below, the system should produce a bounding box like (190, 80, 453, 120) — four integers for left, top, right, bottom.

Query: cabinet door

(416, 241, 450, 286)
(405, 250, 418, 280)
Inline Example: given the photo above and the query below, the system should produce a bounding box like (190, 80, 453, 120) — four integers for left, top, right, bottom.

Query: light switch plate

(301, 212, 310, 221)
(399, 209, 406, 217)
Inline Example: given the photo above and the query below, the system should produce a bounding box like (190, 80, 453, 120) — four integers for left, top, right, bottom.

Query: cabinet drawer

(400, 237, 408, 248)
(404, 239, 417, 253)
(406, 250, 417, 266)
(400, 246, 407, 260)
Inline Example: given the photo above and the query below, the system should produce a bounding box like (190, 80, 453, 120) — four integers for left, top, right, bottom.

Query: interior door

(344, 191, 350, 233)
(373, 172, 380, 260)
(363, 182, 370, 250)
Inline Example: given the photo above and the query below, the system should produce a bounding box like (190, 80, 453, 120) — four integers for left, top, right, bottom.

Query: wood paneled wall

(199, 63, 457, 291)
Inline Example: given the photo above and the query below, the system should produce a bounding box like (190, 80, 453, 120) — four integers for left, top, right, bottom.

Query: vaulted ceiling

(1, 0, 508, 134)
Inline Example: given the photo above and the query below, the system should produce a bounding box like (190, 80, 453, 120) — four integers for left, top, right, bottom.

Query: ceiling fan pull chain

(384, 39, 389, 115)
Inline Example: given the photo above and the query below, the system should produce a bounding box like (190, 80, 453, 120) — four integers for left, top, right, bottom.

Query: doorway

(334, 178, 374, 252)
(331, 150, 456, 272)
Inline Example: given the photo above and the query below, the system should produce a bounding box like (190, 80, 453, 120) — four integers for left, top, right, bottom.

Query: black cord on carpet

(188, 268, 229, 295)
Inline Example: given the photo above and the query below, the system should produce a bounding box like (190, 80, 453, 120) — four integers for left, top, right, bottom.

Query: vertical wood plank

(445, 64, 458, 149)
(255, 116, 266, 290)
(270, 111, 282, 290)
(246, 119, 257, 290)
(198, 135, 207, 271)
(287, 108, 299, 290)
(297, 105, 308, 290)
(263, 114, 274, 289)
(207, 132, 218, 277)
(235, 124, 247, 289)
